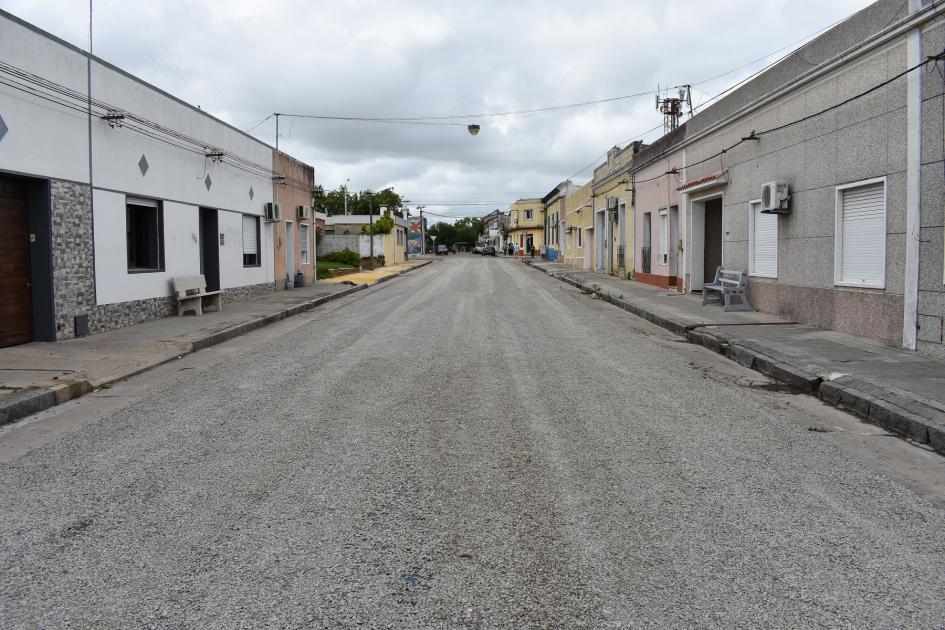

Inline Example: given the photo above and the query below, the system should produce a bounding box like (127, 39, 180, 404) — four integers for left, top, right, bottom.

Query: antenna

(655, 84, 692, 133)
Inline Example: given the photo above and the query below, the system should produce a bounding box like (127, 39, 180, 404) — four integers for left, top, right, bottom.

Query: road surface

(1, 256, 943, 628)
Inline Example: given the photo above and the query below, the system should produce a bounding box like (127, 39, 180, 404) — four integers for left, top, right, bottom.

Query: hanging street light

(467, 124, 480, 136)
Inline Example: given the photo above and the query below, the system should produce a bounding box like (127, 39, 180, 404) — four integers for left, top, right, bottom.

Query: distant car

(472, 245, 484, 254)
(436, 245, 449, 255)
(482, 245, 497, 256)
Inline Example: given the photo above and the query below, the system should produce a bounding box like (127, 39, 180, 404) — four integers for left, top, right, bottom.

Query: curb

(529, 263, 945, 454)
(0, 283, 370, 427)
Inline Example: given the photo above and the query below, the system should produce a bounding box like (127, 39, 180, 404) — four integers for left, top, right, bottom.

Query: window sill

(834, 281, 886, 290)
(243, 264, 261, 269)
(128, 268, 165, 274)
(749, 273, 777, 279)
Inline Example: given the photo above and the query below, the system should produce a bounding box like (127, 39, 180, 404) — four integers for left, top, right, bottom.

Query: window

(126, 197, 164, 272)
(749, 200, 778, 278)
(299, 223, 310, 265)
(835, 178, 885, 288)
(242, 214, 260, 267)
(577, 228, 582, 248)
(525, 209, 533, 220)
(658, 209, 669, 265)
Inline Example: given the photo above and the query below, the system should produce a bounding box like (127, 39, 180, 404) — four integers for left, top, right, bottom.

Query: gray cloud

(6, 0, 872, 220)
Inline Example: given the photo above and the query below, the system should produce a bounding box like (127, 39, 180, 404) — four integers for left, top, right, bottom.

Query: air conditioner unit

(296, 205, 311, 220)
(761, 181, 790, 214)
(264, 202, 281, 222)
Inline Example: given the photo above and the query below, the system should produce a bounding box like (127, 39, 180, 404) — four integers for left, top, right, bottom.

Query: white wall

(0, 11, 277, 305)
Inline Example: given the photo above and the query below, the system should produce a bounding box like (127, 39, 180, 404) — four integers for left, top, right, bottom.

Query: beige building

(507, 198, 544, 256)
(591, 142, 644, 277)
(562, 182, 594, 270)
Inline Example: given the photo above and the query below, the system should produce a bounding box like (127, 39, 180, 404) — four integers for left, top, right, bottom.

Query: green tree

(316, 186, 406, 217)
(361, 211, 395, 235)
(427, 217, 483, 248)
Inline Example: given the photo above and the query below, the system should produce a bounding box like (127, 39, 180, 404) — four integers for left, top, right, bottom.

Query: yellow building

(562, 181, 594, 270)
(507, 198, 544, 256)
(590, 142, 644, 276)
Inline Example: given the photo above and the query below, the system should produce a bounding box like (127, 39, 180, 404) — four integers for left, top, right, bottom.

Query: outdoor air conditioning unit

(264, 202, 282, 222)
(761, 181, 790, 214)
(296, 205, 311, 220)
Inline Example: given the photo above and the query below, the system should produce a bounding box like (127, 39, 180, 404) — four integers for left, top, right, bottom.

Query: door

(585, 228, 594, 270)
(0, 178, 32, 347)
(642, 212, 652, 273)
(199, 208, 220, 292)
(703, 198, 723, 283)
(285, 220, 294, 278)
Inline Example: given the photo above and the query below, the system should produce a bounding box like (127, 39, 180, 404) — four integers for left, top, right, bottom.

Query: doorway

(0, 178, 32, 347)
(585, 227, 594, 270)
(285, 220, 294, 280)
(689, 195, 723, 290)
(703, 199, 722, 283)
(669, 205, 680, 280)
(642, 212, 652, 273)
(199, 208, 220, 292)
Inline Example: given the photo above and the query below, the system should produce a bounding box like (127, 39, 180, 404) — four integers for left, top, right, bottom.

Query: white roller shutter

(242, 215, 258, 255)
(838, 182, 885, 287)
(750, 201, 777, 278)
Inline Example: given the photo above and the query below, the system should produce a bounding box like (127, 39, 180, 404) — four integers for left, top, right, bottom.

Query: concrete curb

(0, 283, 370, 427)
(529, 262, 945, 454)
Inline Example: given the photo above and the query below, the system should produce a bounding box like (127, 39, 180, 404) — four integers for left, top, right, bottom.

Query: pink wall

(633, 152, 684, 279)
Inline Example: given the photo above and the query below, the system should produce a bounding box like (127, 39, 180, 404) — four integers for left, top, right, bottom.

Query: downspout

(903, 0, 922, 350)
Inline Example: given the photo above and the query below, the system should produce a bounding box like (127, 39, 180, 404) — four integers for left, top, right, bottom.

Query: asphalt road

(1, 256, 944, 628)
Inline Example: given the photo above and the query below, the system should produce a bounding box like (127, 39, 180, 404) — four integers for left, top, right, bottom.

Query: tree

(316, 186, 406, 217)
(361, 211, 394, 235)
(427, 217, 483, 248)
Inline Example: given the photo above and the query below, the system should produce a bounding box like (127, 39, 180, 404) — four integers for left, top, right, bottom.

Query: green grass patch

(316, 260, 355, 279)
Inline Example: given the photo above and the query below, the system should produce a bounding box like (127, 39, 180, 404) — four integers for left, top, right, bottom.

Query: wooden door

(0, 178, 32, 347)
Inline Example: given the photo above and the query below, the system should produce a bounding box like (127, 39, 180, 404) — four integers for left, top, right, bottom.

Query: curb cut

(529, 262, 945, 454)
(0, 283, 371, 427)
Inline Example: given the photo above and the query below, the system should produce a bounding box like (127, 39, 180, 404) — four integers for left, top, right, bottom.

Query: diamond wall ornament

(249, 186, 254, 201)
(138, 154, 149, 176)
(204, 174, 212, 190)
(0, 114, 8, 142)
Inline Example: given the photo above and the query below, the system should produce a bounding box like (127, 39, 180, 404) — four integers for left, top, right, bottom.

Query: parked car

(482, 245, 497, 256)
(436, 244, 449, 255)
(472, 245, 484, 254)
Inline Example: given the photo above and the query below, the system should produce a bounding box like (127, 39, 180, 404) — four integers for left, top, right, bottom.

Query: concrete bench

(172, 275, 222, 316)
(702, 267, 752, 312)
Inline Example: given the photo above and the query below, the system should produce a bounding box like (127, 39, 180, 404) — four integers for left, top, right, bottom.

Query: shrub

(321, 248, 361, 267)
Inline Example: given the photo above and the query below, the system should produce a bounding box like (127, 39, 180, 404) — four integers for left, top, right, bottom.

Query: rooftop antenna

(656, 84, 692, 134)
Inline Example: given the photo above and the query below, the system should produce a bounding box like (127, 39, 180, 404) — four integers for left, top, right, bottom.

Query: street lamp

(467, 124, 480, 136)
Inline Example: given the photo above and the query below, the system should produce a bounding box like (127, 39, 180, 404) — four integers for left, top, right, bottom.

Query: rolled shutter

(242, 215, 258, 255)
(840, 183, 884, 286)
(750, 202, 777, 277)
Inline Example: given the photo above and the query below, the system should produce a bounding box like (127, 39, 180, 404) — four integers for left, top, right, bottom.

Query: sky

(4, 0, 874, 222)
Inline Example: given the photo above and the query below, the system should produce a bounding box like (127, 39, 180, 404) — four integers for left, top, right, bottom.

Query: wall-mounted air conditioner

(297, 205, 311, 220)
(264, 202, 282, 222)
(761, 181, 790, 214)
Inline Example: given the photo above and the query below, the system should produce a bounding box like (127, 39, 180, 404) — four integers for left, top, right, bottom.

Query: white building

(0, 9, 281, 346)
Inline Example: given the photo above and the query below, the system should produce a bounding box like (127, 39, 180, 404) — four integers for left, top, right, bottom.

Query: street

(1, 256, 944, 628)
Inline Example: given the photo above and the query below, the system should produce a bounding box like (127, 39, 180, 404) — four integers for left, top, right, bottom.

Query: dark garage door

(0, 177, 32, 347)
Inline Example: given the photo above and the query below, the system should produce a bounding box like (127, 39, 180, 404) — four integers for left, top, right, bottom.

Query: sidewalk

(0, 260, 431, 426)
(526, 260, 945, 454)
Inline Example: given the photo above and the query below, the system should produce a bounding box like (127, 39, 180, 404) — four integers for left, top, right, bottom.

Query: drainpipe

(903, 0, 922, 350)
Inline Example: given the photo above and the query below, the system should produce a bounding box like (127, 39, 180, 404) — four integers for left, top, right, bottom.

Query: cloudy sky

(5, 0, 872, 221)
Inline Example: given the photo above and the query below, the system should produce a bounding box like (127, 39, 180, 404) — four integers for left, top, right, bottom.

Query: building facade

(272, 150, 317, 290)
(592, 144, 642, 277)
(648, 0, 945, 353)
(507, 198, 544, 256)
(562, 182, 594, 269)
(0, 9, 293, 346)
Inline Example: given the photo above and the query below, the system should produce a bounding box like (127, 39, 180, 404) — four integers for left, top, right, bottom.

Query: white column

(903, 0, 922, 350)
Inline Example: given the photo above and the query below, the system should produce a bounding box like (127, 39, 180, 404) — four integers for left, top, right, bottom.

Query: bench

(172, 275, 222, 316)
(702, 267, 753, 312)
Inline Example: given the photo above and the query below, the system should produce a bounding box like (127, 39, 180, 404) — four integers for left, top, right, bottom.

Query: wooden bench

(172, 275, 222, 316)
(702, 267, 753, 312)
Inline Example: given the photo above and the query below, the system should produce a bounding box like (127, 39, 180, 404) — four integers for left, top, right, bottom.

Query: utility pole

(343, 178, 350, 215)
(368, 197, 375, 270)
(417, 205, 426, 254)
(274, 113, 280, 150)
